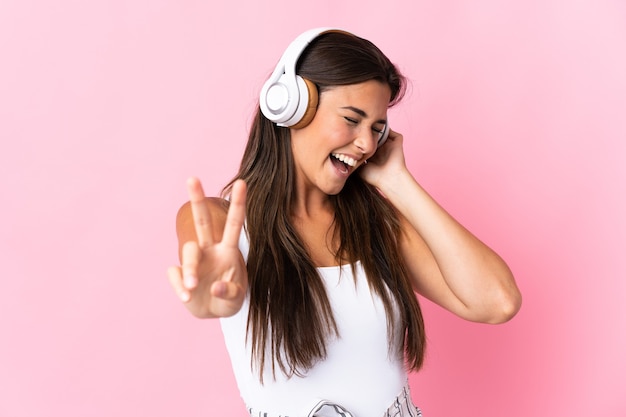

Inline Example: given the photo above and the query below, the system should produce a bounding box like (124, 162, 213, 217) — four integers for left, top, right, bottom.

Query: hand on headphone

(358, 129, 408, 189)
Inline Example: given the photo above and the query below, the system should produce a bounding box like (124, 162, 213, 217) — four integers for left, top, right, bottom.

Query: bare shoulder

(175, 197, 230, 244)
(176, 196, 229, 220)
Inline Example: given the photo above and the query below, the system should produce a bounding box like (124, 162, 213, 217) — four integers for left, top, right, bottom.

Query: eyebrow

(341, 106, 387, 125)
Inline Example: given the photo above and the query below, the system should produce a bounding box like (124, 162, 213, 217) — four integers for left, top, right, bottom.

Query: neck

(291, 181, 335, 220)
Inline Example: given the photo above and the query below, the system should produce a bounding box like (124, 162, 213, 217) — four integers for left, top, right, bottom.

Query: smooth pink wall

(1, 1, 624, 416)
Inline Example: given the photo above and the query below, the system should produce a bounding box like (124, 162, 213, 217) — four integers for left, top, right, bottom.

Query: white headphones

(259, 27, 390, 147)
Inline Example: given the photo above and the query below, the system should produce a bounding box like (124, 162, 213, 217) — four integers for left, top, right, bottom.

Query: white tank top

(219, 228, 407, 417)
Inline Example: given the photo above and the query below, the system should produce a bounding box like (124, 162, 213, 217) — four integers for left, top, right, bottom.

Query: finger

(187, 177, 214, 248)
(222, 179, 247, 247)
(387, 129, 403, 143)
(210, 268, 243, 300)
(180, 240, 201, 290)
(167, 266, 190, 303)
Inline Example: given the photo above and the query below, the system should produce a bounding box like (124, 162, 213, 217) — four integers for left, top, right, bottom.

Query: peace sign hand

(167, 177, 248, 318)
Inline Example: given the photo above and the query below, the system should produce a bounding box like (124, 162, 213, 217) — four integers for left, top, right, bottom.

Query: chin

(324, 183, 347, 196)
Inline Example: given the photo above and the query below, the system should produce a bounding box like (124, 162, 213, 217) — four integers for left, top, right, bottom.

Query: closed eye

(343, 113, 386, 137)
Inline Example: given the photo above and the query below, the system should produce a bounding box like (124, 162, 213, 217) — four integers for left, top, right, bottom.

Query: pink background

(1, 1, 625, 416)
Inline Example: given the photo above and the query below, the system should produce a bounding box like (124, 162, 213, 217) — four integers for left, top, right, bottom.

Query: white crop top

(219, 228, 407, 417)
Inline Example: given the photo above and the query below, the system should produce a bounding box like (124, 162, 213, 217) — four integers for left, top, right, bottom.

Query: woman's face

(290, 79, 391, 197)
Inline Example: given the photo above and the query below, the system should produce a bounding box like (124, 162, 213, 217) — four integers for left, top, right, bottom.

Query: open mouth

(330, 153, 356, 174)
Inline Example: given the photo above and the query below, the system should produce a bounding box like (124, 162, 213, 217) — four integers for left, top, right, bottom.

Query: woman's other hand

(167, 177, 248, 318)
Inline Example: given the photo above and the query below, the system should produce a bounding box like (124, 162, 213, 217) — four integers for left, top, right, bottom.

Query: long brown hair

(223, 31, 425, 379)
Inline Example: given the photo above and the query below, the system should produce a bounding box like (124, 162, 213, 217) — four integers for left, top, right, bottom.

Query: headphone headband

(267, 27, 339, 88)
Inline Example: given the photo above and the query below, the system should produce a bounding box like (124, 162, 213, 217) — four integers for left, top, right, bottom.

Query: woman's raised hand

(359, 129, 409, 189)
(167, 177, 248, 318)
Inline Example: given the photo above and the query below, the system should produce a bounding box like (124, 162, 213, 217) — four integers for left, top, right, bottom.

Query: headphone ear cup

(259, 73, 297, 124)
(378, 123, 390, 147)
(289, 78, 319, 129)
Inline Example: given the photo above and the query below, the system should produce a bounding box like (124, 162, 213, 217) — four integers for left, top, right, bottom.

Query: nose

(353, 128, 378, 157)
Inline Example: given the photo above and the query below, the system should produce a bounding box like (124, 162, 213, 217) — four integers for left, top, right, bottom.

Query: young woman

(167, 28, 522, 417)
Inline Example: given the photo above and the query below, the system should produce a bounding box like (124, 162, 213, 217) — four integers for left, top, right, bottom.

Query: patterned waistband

(247, 384, 422, 417)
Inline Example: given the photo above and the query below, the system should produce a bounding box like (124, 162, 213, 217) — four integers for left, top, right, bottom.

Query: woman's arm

(361, 131, 521, 324)
(167, 177, 248, 319)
